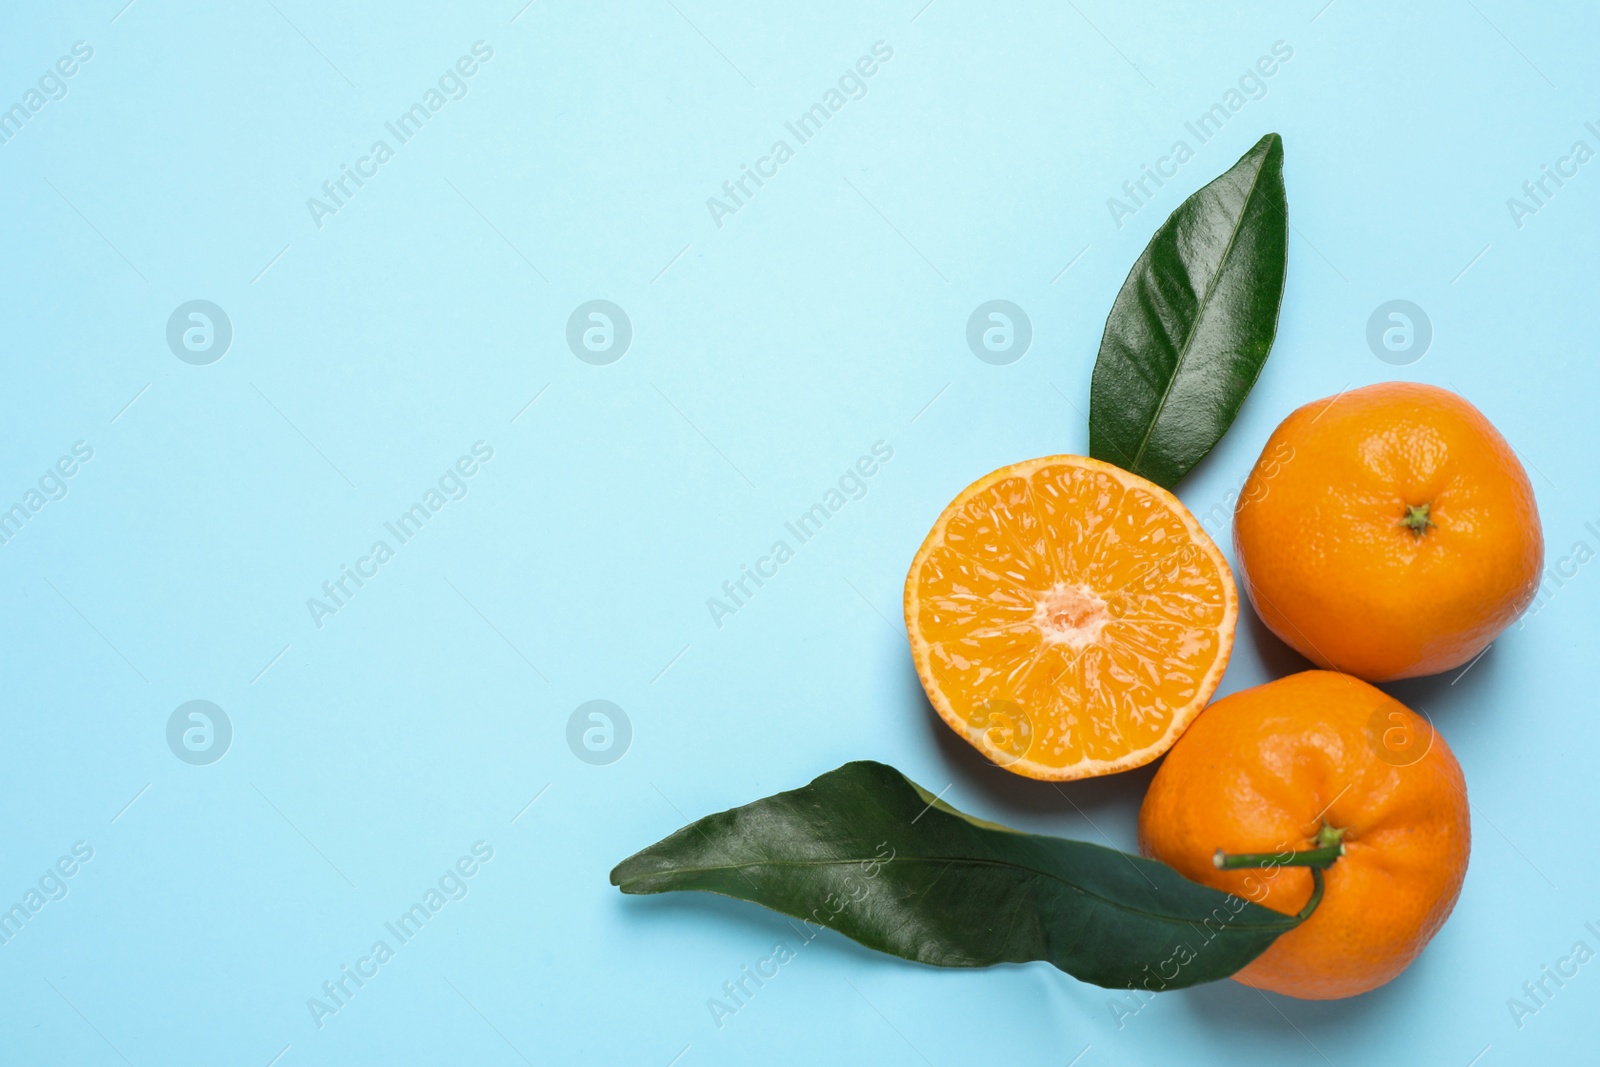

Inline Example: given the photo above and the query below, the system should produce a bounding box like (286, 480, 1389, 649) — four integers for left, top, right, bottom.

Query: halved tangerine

(904, 455, 1237, 780)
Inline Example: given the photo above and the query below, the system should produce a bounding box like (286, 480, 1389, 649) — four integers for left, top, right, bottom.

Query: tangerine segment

(904, 455, 1237, 780)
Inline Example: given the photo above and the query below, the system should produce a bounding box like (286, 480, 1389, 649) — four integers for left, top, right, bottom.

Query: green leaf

(1089, 132, 1288, 488)
(611, 761, 1313, 990)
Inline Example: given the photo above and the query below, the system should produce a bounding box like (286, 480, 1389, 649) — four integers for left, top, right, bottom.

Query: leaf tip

(608, 859, 632, 891)
(1246, 131, 1284, 168)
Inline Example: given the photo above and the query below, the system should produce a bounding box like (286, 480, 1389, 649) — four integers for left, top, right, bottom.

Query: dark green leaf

(1089, 132, 1288, 488)
(611, 761, 1311, 990)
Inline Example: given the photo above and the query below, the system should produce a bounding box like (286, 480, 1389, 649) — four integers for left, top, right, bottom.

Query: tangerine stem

(1211, 842, 1344, 871)
(1401, 503, 1434, 537)
(1293, 867, 1327, 922)
(1213, 835, 1342, 922)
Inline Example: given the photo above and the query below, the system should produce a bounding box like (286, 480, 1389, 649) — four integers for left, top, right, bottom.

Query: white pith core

(1032, 582, 1110, 650)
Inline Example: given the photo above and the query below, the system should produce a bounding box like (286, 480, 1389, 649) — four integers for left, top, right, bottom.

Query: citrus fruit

(1233, 381, 1543, 682)
(903, 454, 1237, 781)
(1138, 670, 1470, 1000)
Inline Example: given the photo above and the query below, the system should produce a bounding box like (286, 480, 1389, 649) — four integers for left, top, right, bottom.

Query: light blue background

(1, 1, 1595, 1064)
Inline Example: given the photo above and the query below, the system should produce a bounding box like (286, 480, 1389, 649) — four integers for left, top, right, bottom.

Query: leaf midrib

(618, 853, 1299, 934)
(1126, 146, 1274, 474)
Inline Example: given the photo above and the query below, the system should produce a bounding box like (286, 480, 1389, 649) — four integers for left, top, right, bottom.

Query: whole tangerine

(1138, 670, 1471, 1000)
(1234, 381, 1542, 682)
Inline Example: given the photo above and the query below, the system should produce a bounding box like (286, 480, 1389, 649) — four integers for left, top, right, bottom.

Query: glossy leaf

(1089, 132, 1288, 488)
(611, 761, 1312, 990)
